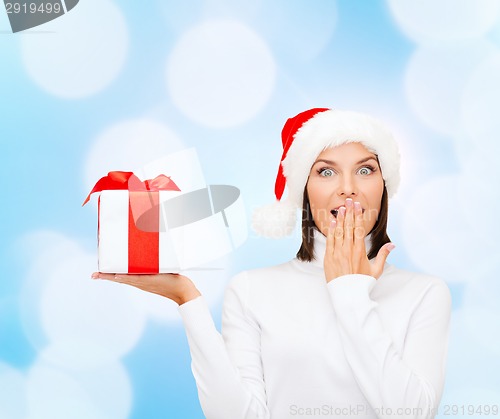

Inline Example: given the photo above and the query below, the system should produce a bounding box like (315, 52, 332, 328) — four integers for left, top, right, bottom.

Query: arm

(178, 272, 270, 419)
(323, 199, 451, 418)
(92, 271, 269, 419)
(328, 274, 451, 419)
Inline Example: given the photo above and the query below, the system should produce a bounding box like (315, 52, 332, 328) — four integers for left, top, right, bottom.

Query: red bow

(82, 171, 180, 206)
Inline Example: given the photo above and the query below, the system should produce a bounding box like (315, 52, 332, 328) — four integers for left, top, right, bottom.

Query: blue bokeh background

(2, 0, 500, 418)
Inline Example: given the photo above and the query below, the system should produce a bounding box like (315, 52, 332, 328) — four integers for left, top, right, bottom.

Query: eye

(318, 168, 334, 177)
(357, 165, 375, 176)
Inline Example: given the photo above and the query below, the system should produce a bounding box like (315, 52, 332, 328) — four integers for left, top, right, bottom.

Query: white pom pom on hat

(251, 108, 401, 238)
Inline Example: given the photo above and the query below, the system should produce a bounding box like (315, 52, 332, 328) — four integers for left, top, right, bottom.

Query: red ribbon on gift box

(82, 171, 180, 206)
(84, 171, 181, 274)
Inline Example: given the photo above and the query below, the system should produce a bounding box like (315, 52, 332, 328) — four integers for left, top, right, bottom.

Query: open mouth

(330, 208, 365, 218)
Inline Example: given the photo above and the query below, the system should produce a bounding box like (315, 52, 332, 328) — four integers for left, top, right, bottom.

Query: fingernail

(387, 243, 396, 251)
(339, 206, 346, 215)
(345, 198, 353, 207)
(330, 219, 336, 227)
(91, 273, 99, 279)
(354, 201, 361, 210)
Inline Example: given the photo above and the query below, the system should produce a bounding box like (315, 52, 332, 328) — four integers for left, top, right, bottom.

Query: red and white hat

(251, 108, 401, 238)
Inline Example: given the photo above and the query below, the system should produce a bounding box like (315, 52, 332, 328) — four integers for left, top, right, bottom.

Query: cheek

(367, 178, 384, 207)
(306, 183, 327, 211)
(306, 183, 330, 226)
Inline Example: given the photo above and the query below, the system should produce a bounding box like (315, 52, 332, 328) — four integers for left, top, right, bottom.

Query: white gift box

(90, 148, 247, 273)
(98, 185, 247, 273)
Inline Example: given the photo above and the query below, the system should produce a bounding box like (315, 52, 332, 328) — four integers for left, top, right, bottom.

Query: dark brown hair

(296, 185, 391, 262)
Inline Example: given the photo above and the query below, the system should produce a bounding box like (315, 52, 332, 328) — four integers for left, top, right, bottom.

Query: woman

(93, 108, 451, 419)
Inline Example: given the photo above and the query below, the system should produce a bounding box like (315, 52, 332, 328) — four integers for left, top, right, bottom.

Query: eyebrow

(312, 156, 378, 167)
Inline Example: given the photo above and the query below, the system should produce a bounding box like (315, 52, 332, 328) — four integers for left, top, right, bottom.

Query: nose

(337, 174, 357, 197)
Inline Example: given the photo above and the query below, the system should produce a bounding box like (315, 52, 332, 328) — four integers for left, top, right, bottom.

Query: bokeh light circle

(167, 19, 276, 128)
(21, 0, 128, 98)
(40, 252, 146, 357)
(0, 363, 26, 419)
(401, 175, 495, 283)
(461, 53, 500, 147)
(404, 41, 498, 136)
(26, 358, 131, 419)
(387, 0, 500, 44)
(461, 267, 500, 356)
(84, 118, 184, 193)
(257, 0, 338, 61)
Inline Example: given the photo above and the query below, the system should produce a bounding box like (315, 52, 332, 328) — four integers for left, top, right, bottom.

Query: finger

(334, 206, 346, 247)
(353, 201, 366, 251)
(371, 243, 395, 278)
(344, 198, 354, 245)
(92, 272, 118, 281)
(326, 218, 336, 254)
(92, 272, 150, 286)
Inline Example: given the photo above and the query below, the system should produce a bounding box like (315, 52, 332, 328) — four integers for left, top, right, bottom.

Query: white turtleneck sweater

(177, 230, 451, 419)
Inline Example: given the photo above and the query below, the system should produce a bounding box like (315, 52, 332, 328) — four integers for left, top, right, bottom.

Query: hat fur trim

(282, 109, 400, 210)
(251, 198, 297, 238)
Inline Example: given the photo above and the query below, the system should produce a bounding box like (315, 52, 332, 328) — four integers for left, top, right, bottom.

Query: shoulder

(220, 262, 293, 316)
(379, 264, 452, 307)
(224, 260, 300, 304)
(227, 260, 296, 290)
(381, 263, 447, 287)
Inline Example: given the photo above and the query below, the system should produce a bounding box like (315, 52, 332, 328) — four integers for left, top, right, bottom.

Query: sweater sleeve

(177, 272, 270, 419)
(327, 273, 451, 419)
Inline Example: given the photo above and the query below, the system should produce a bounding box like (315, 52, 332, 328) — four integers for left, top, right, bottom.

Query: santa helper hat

(252, 108, 401, 238)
